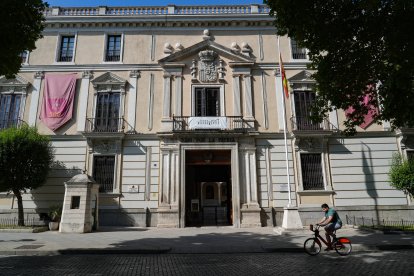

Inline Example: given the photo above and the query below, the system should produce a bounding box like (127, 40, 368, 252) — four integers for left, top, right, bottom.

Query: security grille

(291, 39, 307, 59)
(95, 92, 120, 132)
(301, 153, 324, 190)
(195, 87, 220, 116)
(105, 35, 121, 61)
(93, 156, 115, 193)
(0, 94, 21, 129)
(294, 91, 321, 130)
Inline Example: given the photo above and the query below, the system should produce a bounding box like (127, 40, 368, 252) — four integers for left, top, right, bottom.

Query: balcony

(172, 116, 253, 133)
(57, 50, 73, 62)
(105, 50, 120, 62)
(82, 117, 134, 140)
(291, 116, 338, 136)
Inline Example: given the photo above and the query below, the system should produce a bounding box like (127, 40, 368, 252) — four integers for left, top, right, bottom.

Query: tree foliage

(389, 153, 414, 198)
(0, 126, 54, 226)
(265, 0, 414, 134)
(0, 0, 48, 77)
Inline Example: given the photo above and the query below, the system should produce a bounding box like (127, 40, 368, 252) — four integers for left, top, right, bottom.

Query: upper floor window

(294, 90, 321, 130)
(195, 87, 220, 116)
(301, 153, 324, 190)
(105, 35, 122, 62)
(58, 35, 75, 62)
(94, 92, 121, 132)
(19, 51, 29, 64)
(291, 38, 307, 60)
(0, 93, 22, 130)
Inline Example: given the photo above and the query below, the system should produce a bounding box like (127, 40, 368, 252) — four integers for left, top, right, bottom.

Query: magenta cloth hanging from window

(40, 74, 77, 131)
(345, 93, 378, 129)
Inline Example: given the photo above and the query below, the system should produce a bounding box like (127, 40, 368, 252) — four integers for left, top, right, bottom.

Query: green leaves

(389, 153, 414, 198)
(265, 0, 414, 133)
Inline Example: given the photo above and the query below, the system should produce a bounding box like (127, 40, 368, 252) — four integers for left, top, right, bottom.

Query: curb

(0, 247, 172, 256)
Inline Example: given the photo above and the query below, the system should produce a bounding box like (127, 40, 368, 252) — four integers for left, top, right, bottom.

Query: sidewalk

(0, 226, 413, 256)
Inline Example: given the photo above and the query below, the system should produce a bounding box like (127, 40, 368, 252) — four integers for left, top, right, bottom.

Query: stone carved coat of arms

(198, 50, 218, 82)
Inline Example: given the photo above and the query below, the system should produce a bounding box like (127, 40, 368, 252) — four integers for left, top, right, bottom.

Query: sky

(46, 0, 260, 7)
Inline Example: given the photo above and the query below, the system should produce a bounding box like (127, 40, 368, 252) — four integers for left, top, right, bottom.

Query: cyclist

(317, 203, 342, 250)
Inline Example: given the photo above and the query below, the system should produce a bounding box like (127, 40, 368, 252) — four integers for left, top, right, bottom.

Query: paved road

(0, 251, 413, 275)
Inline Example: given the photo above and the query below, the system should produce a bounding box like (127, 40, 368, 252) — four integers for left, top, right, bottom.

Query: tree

(0, 0, 48, 77)
(389, 153, 414, 198)
(0, 126, 54, 226)
(265, 0, 414, 134)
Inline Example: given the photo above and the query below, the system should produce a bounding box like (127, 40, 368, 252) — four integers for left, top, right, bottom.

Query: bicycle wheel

(333, 237, 352, 256)
(304, 238, 321, 256)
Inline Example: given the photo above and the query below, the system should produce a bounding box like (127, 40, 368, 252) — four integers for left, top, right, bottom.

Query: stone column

(127, 70, 140, 132)
(232, 74, 241, 116)
(157, 141, 179, 227)
(28, 71, 44, 126)
(162, 73, 171, 119)
(174, 74, 182, 116)
(239, 140, 261, 227)
(243, 74, 254, 120)
(77, 71, 93, 132)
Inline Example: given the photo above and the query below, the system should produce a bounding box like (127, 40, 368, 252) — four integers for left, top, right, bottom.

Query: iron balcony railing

(58, 50, 73, 62)
(85, 117, 125, 133)
(0, 119, 26, 130)
(291, 116, 338, 132)
(105, 50, 121, 62)
(173, 116, 252, 132)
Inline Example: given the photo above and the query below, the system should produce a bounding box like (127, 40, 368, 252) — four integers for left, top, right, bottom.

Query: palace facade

(0, 4, 412, 227)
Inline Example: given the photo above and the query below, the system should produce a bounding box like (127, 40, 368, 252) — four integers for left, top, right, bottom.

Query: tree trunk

(13, 189, 24, 226)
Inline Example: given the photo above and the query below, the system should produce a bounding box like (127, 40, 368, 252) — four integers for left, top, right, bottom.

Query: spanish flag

(279, 53, 289, 98)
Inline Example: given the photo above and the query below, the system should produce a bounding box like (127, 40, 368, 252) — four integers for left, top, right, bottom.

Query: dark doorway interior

(185, 150, 232, 227)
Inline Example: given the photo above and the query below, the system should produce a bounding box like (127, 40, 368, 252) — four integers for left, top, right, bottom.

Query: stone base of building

(240, 204, 262, 227)
(157, 207, 179, 228)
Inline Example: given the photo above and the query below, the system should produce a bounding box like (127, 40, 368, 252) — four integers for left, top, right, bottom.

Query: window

(291, 39, 307, 60)
(0, 94, 22, 129)
(105, 35, 121, 62)
(195, 87, 220, 116)
(407, 151, 414, 161)
(294, 90, 321, 130)
(94, 92, 121, 132)
(93, 155, 115, 193)
(301, 153, 324, 190)
(19, 51, 29, 64)
(58, 35, 75, 62)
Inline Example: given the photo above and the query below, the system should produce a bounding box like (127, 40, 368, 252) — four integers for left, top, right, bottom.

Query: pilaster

(127, 70, 140, 132)
(77, 71, 93, 132)
(28, 71, 44, 127)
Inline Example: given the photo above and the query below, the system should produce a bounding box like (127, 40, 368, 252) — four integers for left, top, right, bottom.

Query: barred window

(301, 153, 324, 190)
(105, 35, 121, 62)
(294, 91, 321, 130)
(93, 155, 115, 193)
(291, 38, 307, 60)
(0, 94, 22, 130)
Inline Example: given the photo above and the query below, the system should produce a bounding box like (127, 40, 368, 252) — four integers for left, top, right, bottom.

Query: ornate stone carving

(198, 50, 218, 82)
(163, 43, 173, 55)
(82, 71, 93, 79)
(174, 43, 184, 51)
(190, 59, 197, 81)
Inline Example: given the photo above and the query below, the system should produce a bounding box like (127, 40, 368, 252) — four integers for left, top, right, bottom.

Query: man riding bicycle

(317, 203, 342, 250)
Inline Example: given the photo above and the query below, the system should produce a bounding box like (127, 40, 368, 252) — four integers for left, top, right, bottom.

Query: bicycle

(304, 224, 352, 256)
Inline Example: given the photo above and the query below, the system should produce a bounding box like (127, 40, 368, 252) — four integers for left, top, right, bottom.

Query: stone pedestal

(240, 204, 261, 227)
(157, 207, 179, 228)
(282, 206, 303, 229)
(60, 174, 100, 233)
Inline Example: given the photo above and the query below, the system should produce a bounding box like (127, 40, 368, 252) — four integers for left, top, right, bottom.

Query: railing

(0, 217, 46, 227)
(0, 119, 26, 130)
(105, 50, 121, 62)
(173, 116, 252, 132)
(58, 50, 73, 62)
(44, 5, 270, 17)
(291, 116, 337, 132)
(346, 215, 414, 232)
(85, 117, 125, 133)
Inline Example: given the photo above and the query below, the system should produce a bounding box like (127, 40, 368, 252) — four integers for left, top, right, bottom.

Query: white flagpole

(277, 36, 292, 207)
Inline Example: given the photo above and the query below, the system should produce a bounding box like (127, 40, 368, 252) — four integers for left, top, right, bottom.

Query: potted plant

(48, 205, 62, 231)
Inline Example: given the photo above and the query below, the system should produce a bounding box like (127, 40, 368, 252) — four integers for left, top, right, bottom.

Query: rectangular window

(94, 92, 120, 132)
(105, 35, 121, 62)
(58, 35, 75, 62)
(407, 151, 414, 161)
(294, 91, 321, 130)
(195, 87, 220, 116)
(291, 39, 307, 60)
(301, 153, 324, 190)
(0, 94, 22, 129)
(19, 51, 28, 64)
(93, 155, 115, 193)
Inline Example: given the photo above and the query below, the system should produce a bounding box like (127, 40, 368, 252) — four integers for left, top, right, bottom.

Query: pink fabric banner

(40, 74, 77, 131)
(345, 93, 378, 129)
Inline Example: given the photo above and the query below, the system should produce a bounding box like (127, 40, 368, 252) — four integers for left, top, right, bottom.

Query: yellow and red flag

(279, 53, 289, 98)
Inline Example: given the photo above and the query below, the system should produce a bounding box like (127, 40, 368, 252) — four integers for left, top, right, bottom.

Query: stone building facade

(0, 4, 412, 227)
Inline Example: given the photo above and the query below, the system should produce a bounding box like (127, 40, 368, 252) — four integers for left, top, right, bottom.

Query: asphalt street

(0, 250, 413, 276)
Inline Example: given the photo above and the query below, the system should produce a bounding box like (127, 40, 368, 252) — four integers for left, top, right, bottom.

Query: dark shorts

(325, 222, 342, 232)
